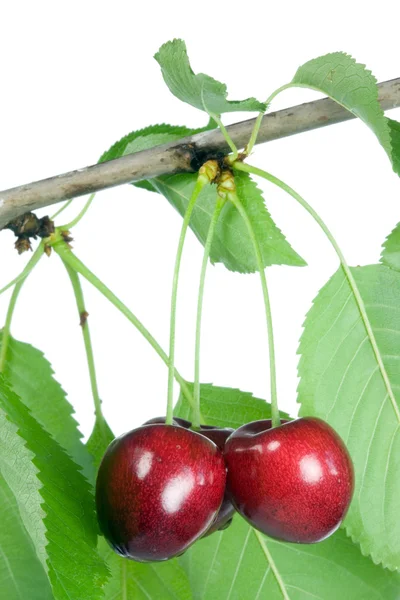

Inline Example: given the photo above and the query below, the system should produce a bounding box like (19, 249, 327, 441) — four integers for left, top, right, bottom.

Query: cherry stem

(166, 176, 209, 426)
(193, 196, 225, 429)
(235, 160, 399, 421)
(245, 83, 293, 157)
(50, 198, 74, 220)
(52, 238, 196, 411)
(227, 190, 280, 428)
(61, 193, 96, 230)
(208, 111, 239, 161)
(61, 259, 108, 436)
(0, 243, 45, 372)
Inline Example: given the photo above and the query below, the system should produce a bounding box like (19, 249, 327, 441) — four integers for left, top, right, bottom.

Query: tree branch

(1, 77, 399, 231)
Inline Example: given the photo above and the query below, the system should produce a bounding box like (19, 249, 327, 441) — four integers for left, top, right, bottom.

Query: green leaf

(99, 124, 305, 271)
(100, 539, 192, 600)
(86, 415, 114, 470)
(381, 221, 400, 272)
(0, 377, 108, 599)
(99, 121, 216, 193)
(291, 53, 396, 171)
(175, 381, 400, 598)
(152, 171, 306, 272)
(0, 474, 53, 600)
(155, 39, 266, 115)
(388, 118, 400, 176)
(0, 332, 94, 480)
(297, 264, 400, 569)
(180, 516, 400, 600)
(175, 382, 290, 427)
(99, 123, 197, 164)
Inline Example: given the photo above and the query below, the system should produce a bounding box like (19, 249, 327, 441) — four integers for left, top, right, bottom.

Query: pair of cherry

(96, 416, 354, 562)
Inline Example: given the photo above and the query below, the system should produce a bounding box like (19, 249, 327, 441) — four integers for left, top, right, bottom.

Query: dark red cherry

(224, 417, 354, 543)
(96, 424, 226, 562)
(195, 425, 235, 536)
(143, 417, 235, 536)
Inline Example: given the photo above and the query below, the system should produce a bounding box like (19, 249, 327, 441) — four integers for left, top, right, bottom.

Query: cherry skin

(143, 417, 235, 536)
(194, 425, 235, 536)
(96, 424, 226, 562)
(224, 417, 354, 543)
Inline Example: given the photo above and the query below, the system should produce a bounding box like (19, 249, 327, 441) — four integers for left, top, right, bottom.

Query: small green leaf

(292, 53, 395, 170)
(152, 171, 306, 272)
(155, 39, 266, 115)
(388, 118, 400, 176)
(298, 264, 400, 569)
(180, 516, 400, 600)
(0, 475, 53, 600)
(0, 378, 108, 599)
(175, 382, 289, 427)
(0, 332, 94, 480)
(381, 221, 400, 272)
(99, 123, 198, 164)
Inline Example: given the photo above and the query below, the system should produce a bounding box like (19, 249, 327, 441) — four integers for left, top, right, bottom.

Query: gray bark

(0, 77, 399, 230)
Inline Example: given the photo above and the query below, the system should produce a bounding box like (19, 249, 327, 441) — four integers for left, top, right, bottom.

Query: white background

(0, 1, 399, 439)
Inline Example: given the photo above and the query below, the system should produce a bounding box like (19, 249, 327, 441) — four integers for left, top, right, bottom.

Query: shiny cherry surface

(96, 424, 226, 562)
(224, 417, 354, 543)
(143, 417, 235, 536)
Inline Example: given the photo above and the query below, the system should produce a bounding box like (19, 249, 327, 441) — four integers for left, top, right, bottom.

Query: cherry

(194, 425, 235, 536)
(143, 417, 235, 536)
(96, 424, 226, 562)
(224, 417, 354, 543)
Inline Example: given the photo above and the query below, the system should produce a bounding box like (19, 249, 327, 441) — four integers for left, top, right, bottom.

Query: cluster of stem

(0, 91, 383, 439)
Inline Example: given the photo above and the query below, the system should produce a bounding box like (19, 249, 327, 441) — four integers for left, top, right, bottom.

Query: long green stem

(62, 260, 107, 432)
(51, 199, 74, 220)
(166, 177, 208, 425)
(227, 191, 280, 427)
(0, 242, 44, 299)
(53, 240, 195, 410)
(61, 193, 96, 230)
(245, 83, 293, 157)
(0, 243, 45, 371)
(235, 160, 399, 421)
(193, 197, 225, 428)
(209, 112, 239, 160)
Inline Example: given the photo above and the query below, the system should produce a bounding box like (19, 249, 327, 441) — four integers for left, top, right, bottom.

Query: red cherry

(96, 424, 226, 561)
(224, 418, 354, 543)
(143, 417, 235, 536)
(195, 425, 235, 536)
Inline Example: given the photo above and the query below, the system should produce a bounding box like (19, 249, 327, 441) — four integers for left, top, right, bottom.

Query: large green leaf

(0, 475, 53, 600)
(297, 264, 400, 569)
(381, 220, 400, 271)
(155, 39, 265, 115)
(86, 418, 193, 600)
(0, 332, 93, 480)
(291, 53, 398, 173)
(180, 516, 400, 600)
(176, 379, 400, 598)
(0, 378, 108, 599)
(175, 382, 290, 427)
(152, 171, 306, 272)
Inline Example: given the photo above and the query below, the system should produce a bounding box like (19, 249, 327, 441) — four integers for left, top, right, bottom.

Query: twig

(0, 78, 399, 230)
